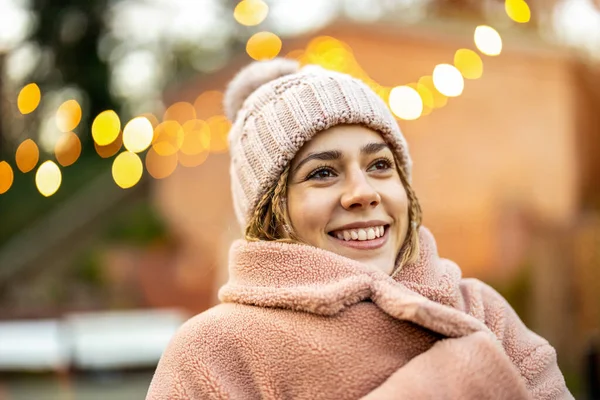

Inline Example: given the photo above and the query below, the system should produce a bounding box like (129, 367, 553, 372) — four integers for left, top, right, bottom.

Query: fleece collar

(218, 226, 491, 338)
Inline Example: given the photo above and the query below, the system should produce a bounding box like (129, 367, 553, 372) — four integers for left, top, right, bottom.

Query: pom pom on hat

(224, 58, 300, 121)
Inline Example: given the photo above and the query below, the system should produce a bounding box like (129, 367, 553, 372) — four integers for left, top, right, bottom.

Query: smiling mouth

(328, 225, 388, 241)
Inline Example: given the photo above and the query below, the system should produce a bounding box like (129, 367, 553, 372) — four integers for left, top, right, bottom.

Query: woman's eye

(369, 159, 392, 171)
(307, 168, 336, 180)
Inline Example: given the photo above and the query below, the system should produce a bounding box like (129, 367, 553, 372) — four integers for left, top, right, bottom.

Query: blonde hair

(245, 154, 422, 273)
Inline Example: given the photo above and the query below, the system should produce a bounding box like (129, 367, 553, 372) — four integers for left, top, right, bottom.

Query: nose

(341, 169, 381, 210)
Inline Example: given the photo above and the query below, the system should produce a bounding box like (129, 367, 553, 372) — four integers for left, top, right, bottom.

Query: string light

(0, 161, 14, 195)
(246, 32, 282, 60)
(35, 161, 62, 197)
(474, 26, 503, 56)
(112, 151, 143, 189)
(17, 83, 41, 115)
(234, 0, 268, 26)
(92, 110, 121, 146)
(56, 100, 82, 132)
(15, 139, 39, 173)
(388, 86, 423, 120)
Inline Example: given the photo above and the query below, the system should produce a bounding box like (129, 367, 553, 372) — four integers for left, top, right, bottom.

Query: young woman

(146, 59, 572, 399)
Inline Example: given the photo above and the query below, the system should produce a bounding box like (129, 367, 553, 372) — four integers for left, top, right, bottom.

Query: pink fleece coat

(147, 227, 572, 399)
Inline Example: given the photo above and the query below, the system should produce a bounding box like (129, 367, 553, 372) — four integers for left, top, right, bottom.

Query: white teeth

(333, 225, 386, 241)
(357, 230, 367, 240)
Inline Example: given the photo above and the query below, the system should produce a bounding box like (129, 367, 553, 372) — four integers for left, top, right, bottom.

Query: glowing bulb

(234, 0, 268, 26)
(123, 117, 153, 153)
(388, 86, 423, 120)
(17, 83, 41, 114)
(112, 151, 143, 189)
(474, 26, 502, 56)
(15, 139, 39, 173)
(145, 148, 178, 179)
(246, 32, 282, 60)
(505, 0, 531, 23)
(56, 100, 82, 132)
(55, 132, 82, 167)
(92, 110, 121, 146)
(433, 64, 464, 97)
(35, 161, 62, 197)
(454, 49, 483, 80)
(0, 161, 14, 194)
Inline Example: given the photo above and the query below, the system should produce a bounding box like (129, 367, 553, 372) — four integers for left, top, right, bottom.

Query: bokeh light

(55, 100, 82, 132)
(152, 121, 184, 156)
(112, 151, 143, 189)
(454, 49, 483, 80)
(95, 132, 123, 158)
(15, 139, 39, 173)
(433, 64, 464, 97)
(505, 0, 531, 23)
(207, 116, 231, 153)
(0, 161, 14, 194)
(92, 110, 121, 146)
(246, 32, 282, 60)
(388, 86, 423, 120)
(418, 76, 448, 108)
(145, 148, 178, 179)
(178, 150, 209, 168)
(123, 117, 153, 153)
(140, 113, 160, 129)
(409, 83, 433, 117)
(35, 160, 62, 197)
(180, 120, 211, 155)
(54, 132, 82, 167)
(163, 102, 196, 125)
(17, 83, 41, 115)
(474, 25, 503, 56)
(193, 91, 224, 120)
(234, 0, 269, 26)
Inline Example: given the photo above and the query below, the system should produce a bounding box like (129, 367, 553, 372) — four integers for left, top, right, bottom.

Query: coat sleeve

(145, 315, 235, 400)
(469, 279, 574, 400)
(360, 331, 531, 400)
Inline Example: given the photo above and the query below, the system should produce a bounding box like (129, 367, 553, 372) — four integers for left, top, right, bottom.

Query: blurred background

(0, 0, 599, 398)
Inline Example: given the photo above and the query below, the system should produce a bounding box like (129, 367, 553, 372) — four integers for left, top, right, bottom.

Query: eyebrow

(292, 142, 390, 175)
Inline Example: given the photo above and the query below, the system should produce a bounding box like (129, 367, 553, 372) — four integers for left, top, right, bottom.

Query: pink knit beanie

(225, 58, 413, 229)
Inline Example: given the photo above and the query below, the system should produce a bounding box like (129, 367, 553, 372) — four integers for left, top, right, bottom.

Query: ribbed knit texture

(226, 59, 412, 228)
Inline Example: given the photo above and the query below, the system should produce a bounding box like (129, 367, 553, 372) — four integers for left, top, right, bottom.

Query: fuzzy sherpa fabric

(146, 227, 572, 400)
(225, 58, 413, 228)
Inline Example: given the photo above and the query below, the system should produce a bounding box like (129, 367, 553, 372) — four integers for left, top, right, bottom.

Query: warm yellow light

(505, 0, 531, 23)
(123, 117, 153, 153)
(433, 64, 464, 97)
(92, 110, 121, 146)
(418, 76, 448, 109)
(193, 91, 224, 120)
(207, 116, 231, 153)
(15, 139, 39, 173)
(56, 100, 82, 132)
(234, 0, 268, 26)
(181, 120, 211, 155)
(54, 132, 82, 167)
(112, 151, 143, 189)
(178, 151, 209, 168)
(474, 25, 502, 56)
(145, 148, 178, 179)
(454, 49, 483, 80)
(95, 133, 123, 158)
(152, 121, 184, 156)
(0, 161, 14, 194)
(35, 160, 62, 197)
(17, 83, 41, 115)
(246, 32, 282, 61)
(388, 86, 423, 120)
(163, 102, 196, 125)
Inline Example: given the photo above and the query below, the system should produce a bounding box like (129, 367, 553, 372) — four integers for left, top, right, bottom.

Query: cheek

(287, 188, 337, 239)
(379, 179, 409, 220)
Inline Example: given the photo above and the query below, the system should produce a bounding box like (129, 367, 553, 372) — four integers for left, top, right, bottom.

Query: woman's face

(287, 125, 409, 275)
